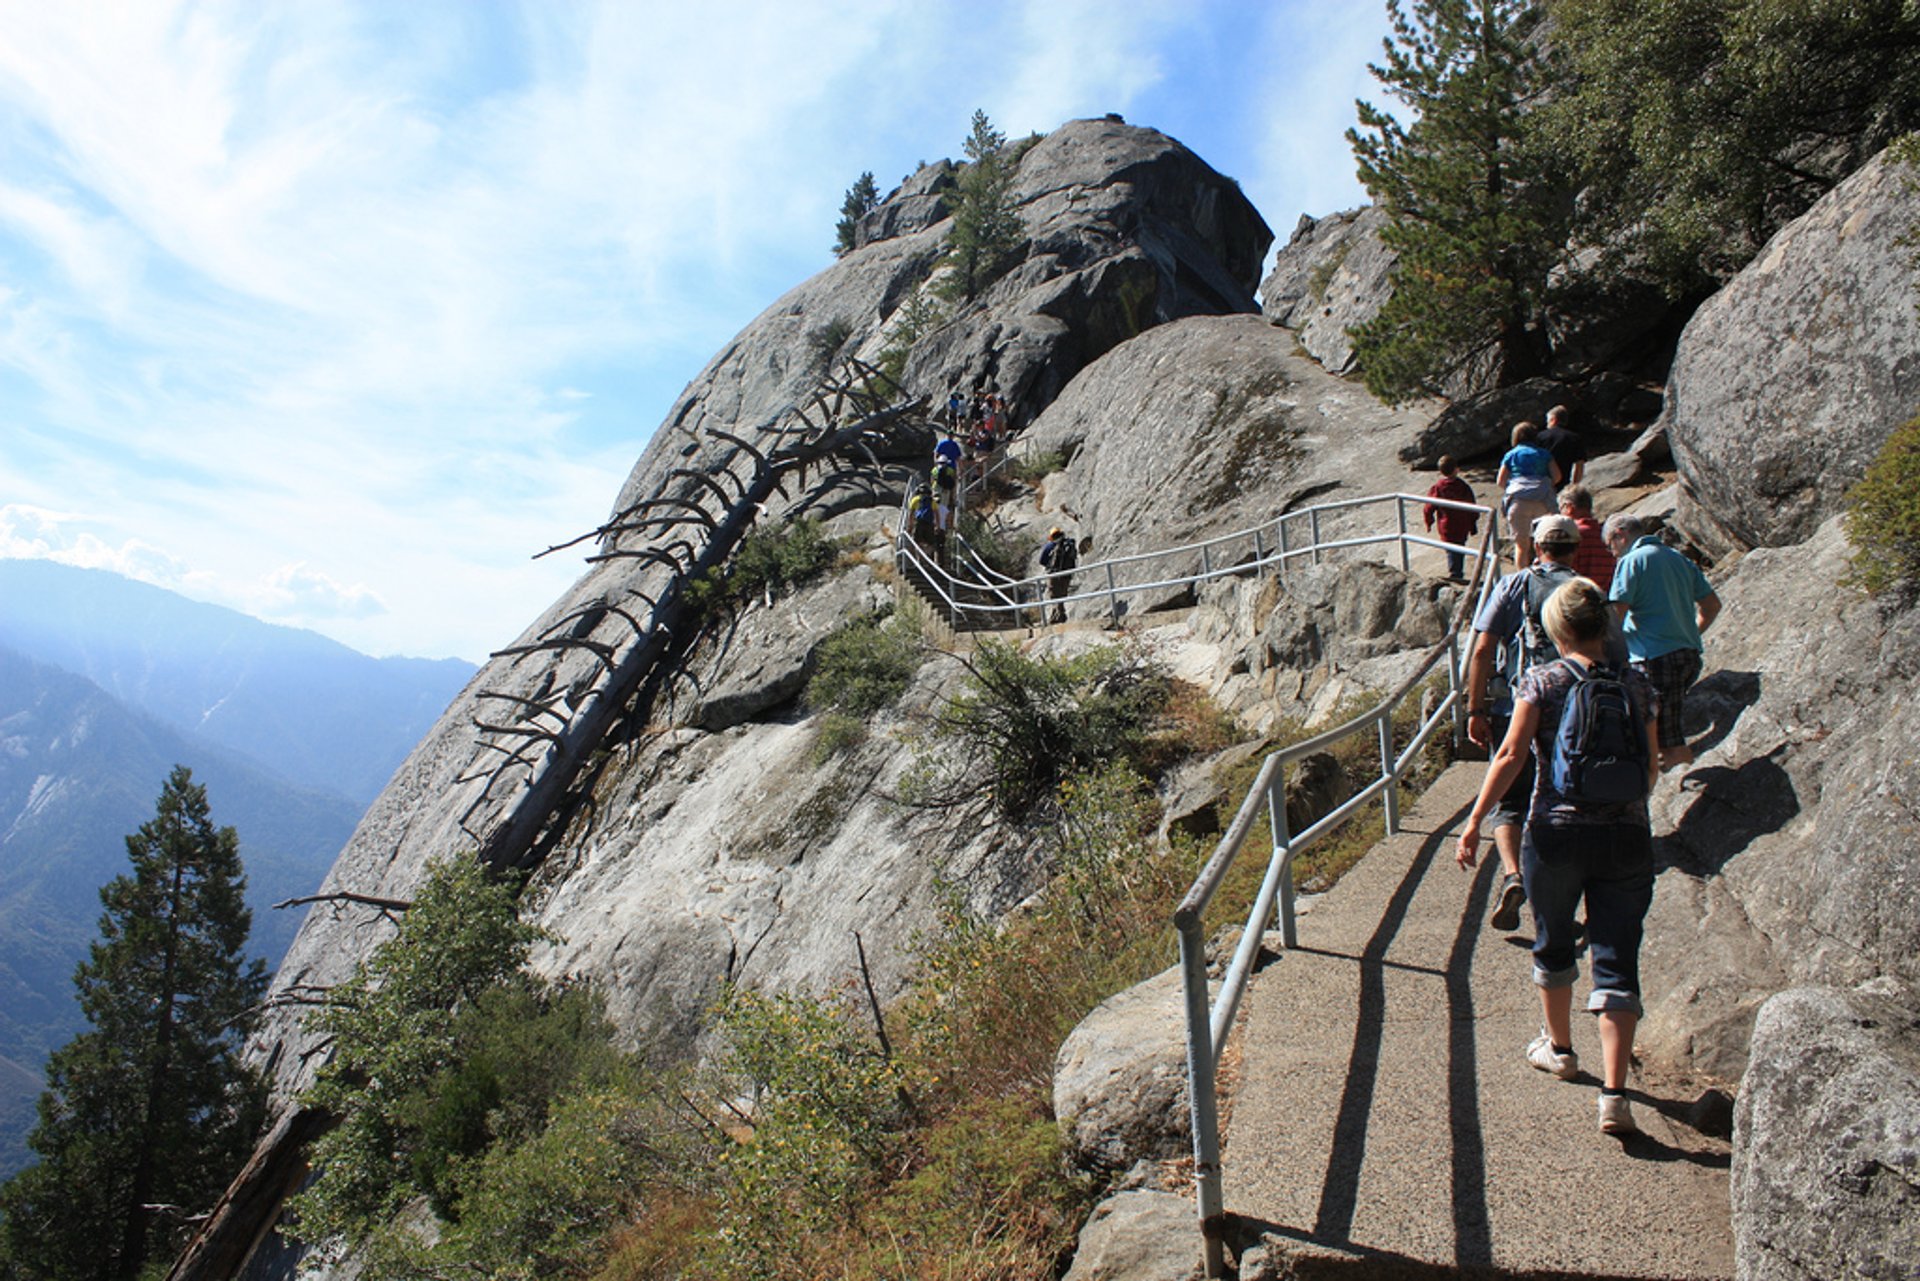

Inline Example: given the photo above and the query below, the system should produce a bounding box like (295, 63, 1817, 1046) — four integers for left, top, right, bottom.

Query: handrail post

(1277, 517, 1290, 583)
(1310, 509, 1322, 565)
(1180, 923, 1226, 1279)
(1266, 763, 1297, 948)
(1397, 496, 1410, 574)
(1252, 527, 1265, 575)
(1379, 712, 1400, 836)
(1106, 561, 1120, 625)
(1202, 543, 1213, 578)
(1447, 631, 1466, 749)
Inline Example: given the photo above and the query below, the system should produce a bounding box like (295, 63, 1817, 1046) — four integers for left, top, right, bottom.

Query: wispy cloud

(0, 0, 1377, 660)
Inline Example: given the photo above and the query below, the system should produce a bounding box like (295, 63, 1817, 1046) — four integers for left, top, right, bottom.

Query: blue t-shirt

(1609, 535, 1713, 661)
(1501, 444, 1556, 504)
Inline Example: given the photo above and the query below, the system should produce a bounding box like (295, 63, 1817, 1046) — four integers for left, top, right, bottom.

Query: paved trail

(1224, 762, 1733, 1279)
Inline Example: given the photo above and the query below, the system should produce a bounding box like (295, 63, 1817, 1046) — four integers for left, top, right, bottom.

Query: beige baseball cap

(1532, 514, 1580, 547)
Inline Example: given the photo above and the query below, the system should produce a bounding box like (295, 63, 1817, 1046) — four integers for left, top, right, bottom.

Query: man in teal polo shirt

(1603, 513, 1721, 769)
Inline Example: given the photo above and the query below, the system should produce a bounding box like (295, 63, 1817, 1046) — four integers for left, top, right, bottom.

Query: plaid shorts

(1636, 647, 1702, 749)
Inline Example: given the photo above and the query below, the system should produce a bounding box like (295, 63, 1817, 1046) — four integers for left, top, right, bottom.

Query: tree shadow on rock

(1658, 747, 1798, 877)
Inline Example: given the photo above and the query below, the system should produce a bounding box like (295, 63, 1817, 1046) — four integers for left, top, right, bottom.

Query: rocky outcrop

(1259, 206, 1395, 375)
(1669, 148, 1920, 553)
(1053, 965, 1192, 1174)
(1732, 985, 1920, 1281)
(1060, 1190, 1202, 1281)
(1027, 314, 1438, 567)
(246, 119, 1276, 1114)
(903, 118, 1274, 418)
(1636, 517, 1920, 1083)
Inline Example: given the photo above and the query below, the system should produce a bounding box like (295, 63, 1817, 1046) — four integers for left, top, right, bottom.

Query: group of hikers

(1432, 405, 1720, 1138)
(909, 387, 1092, 623)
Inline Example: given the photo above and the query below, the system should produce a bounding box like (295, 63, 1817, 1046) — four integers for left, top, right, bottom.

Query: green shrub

(689, 517, 846, 613)
(1009, 448, 1065, 485)
(1844, 414, 1920, 598)
(952, 510, 1037, 584)
(807, 604, 928, 718)
(927, 639, 1172, 815)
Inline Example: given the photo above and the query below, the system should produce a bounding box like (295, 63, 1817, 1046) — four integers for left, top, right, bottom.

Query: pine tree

(944, 110, 1025, 302)
(1346, 0, 1567, 402)
(0, 767, 268, 1281)
(833, 171, 880, 257)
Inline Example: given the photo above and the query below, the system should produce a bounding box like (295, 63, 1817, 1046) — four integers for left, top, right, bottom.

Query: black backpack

(1548, 660, 1651, 805)
(1494, 564, 1576, 701)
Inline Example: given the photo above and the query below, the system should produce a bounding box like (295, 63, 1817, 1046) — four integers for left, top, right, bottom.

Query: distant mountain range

(0, 560, 477, 1176)
(0, 559, 476, 806)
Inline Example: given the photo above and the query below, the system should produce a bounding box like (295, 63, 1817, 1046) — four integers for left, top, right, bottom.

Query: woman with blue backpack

(1455, 577, 1661, 1136)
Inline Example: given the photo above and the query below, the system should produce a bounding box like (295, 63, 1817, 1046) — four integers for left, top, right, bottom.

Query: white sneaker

(1525, 1032, 1578, 1080)
(1598, 1093, 1639, 1135)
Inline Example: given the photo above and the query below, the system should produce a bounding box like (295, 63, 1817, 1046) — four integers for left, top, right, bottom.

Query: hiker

(934, 431, 962, 470)
(1455, 577, 1660, 1136)
(1558, 485, 1615, 591)
(1537, 404, 1586, 491)
(1039, 526, 1078, 624)
(946, 389, 964, 428)
(1603, 513, 1720, 770)
(1497, 422, 1562, 568)
(907, 483, 938, 551)
(1422, 455, 1480, 582)
(930, 457, 958, 532)
(969, 418, 999, 480)
(1463, 515, 1585, 933)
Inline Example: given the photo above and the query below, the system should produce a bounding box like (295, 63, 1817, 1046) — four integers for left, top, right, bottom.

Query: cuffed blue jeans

(1521, 820, 1654, 1015)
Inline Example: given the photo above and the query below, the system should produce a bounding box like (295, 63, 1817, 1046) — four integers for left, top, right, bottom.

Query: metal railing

(896, 489, 1497, 634)
(1170, 514, 1500, 1278)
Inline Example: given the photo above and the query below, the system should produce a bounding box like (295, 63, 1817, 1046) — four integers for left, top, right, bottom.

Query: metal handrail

(1171, 514, 1500, 1278)
(897, 490, 1494, 631)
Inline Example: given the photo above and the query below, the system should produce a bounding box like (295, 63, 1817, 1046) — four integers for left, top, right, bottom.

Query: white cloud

(0, 0, 1383, 660)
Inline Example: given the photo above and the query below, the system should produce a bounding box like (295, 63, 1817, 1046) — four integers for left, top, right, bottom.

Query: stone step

(1223, 762, 1733, 1279)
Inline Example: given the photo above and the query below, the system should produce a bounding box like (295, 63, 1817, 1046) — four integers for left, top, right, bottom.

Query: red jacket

(1423, 475, 1480, 546)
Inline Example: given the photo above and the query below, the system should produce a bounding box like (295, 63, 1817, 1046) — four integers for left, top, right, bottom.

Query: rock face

(1635, 517, 1920, 1083)
(1060, 1189, 1202, 1281)
(1668, 148, 1920, 552)
(1258, 206, 1395, 376)
(1027, 314, 1439, 565)
(1053, 965, 1193, 1175)
(250, 118, 1274, 1105)
(1732, 985, 1920, 1281)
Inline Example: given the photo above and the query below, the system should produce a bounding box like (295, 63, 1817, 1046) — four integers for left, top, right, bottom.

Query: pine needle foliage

(833, 171, 880, 257)
(1547, 0, 1920, 295)
(0, 767, 267, 1281)
(943, 110, 1026, 303)
(1346, 0, 1568, 402)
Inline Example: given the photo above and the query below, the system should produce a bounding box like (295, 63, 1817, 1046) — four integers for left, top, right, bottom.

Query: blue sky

(0, 1, 1389, 661)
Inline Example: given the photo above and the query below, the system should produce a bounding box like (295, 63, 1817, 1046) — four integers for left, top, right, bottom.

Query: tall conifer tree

(945, 110, 1025, 302)
(1346, 0, 1566, 402)
(0, 767, 267, 1281)
(833, 171, 880, 257)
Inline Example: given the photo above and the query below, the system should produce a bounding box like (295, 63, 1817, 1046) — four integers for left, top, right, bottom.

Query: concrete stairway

(1223, 762, 1733, 1279)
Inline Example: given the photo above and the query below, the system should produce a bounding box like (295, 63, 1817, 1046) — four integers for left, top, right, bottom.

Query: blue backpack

(1548, 660, 1650, 805)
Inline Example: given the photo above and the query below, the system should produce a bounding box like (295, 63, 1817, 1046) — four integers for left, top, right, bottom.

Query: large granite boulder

(1259, 205, 1395, 375)
(1732, 985, 1920, 1281)
(1638, 517, 1920, 1082)
(1053, 965, 1193, 1175)
(1026, 314, 1438, 571)
(904, 117, 1275, 419)
(1668, 147, 1920, 553)
(1061, 1190, 1203, 1281)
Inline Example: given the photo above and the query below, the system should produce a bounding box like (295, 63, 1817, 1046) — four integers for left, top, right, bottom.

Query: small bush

(928, 639, 1172, 815)
(1843, 414, 1920, 598)
(807, 316, 854, 367)
(689, 517, 846, 613)
(1009, 449, 1065, 485)
(952, 510, 1037, 584)
(808, 605, 928, 718)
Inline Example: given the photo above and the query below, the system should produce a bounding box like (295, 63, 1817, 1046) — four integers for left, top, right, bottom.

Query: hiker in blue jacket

(1456, 578, 1661, 1137)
